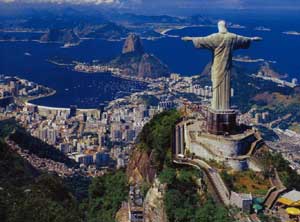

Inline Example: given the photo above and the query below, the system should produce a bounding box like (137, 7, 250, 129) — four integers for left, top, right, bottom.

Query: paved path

(174, 157, 230, 206)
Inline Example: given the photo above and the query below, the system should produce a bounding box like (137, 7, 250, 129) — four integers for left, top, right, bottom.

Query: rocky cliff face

(126, 149, 157, 185)
(144, 179, 168, 222)
(122, 33, 144, 54)
(110, 34, 169, 79)
(40, 29, 80, 44)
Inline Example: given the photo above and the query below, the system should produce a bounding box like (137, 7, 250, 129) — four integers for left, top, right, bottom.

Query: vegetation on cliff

(137, 110, 181, 170)
(221, 170, 270, 196)
(0, 139, 83, 222)
(86, 171, 128, 222)
(257, 148, 300, 190)
(0, 119, 128, 222)
(126, 110, 180, 187)
(160, 166, 231, 222)
(131, 110, 231, 222)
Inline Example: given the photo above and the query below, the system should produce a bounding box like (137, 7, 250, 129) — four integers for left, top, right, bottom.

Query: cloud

(0, 0, 120, 4)
(1, 0, 299, 9)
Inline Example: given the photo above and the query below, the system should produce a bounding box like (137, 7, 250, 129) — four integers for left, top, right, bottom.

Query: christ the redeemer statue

(182, 20, 262, 111)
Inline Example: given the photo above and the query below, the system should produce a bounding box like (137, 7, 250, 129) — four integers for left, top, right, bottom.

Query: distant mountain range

(40, 29, 80, 44)
(75, 22, 129, 40)
(107, 13, 214, 25)
(0, 7, 214, 38)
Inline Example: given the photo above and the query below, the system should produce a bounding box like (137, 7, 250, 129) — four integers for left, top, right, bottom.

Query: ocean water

(143, 13, 300, 78)
(158, 26, 300, 78)
(1, 13, 299, 108)
(148, 10, 300, 78)
(0, 40, 147, 109)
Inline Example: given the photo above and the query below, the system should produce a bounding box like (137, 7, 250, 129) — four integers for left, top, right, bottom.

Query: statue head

(218, 20, 228, 34)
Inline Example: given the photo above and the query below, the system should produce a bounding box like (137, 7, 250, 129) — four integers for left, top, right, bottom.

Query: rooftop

(278, 190, 300, 206)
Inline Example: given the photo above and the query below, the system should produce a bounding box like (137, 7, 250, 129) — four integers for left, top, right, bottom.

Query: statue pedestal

(207, 109, 237, 135)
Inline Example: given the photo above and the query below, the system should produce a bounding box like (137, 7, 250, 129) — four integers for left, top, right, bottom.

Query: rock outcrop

(109, 34, 170, 79)
(144, 179, 168, 222)
(126, 149, 157, 185)
(122, 33, 144, 54)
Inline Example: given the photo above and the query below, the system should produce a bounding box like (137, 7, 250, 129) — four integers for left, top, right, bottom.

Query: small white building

(230, 191, 253, 212)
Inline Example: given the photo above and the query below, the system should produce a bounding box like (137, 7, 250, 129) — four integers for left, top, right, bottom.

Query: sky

(1, 0, 300, 14)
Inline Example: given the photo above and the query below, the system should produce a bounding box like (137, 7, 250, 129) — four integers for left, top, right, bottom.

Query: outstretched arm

(182, 34, 219, 50)
(234, 35, 262, 49)
(250, 37, 263, 41)
(182, 36, 194, 42)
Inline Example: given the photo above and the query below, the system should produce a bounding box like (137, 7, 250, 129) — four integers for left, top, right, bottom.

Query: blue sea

(1, 11, 299, 108)
(0, 40, 147, 109)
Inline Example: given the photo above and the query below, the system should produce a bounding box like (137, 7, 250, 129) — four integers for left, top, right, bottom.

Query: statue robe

(193, 32, 252, 111)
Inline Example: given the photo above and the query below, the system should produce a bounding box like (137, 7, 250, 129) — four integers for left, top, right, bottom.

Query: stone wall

(195, 133, 256, 157)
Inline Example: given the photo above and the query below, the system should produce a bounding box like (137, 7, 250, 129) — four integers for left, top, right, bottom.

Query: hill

(77, 22, 130, 40)
(109, 34, 170, 79)
(0, 119, 128, 222)
(126, 110, 232, 222)
(40, 28, 80, 44)
(0, 135, 82, 222)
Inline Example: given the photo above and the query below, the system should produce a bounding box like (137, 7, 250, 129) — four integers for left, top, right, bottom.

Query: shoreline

(23, 88, 56, 105)
(73, 63, 153, 84)
(25, 89, 101, 111)
(159, 24, 210, 35)
(19, 67, 150, 111)
(25, 101, 100, 112)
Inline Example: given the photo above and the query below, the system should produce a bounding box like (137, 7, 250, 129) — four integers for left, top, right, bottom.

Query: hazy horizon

(1, 0, 300, 16)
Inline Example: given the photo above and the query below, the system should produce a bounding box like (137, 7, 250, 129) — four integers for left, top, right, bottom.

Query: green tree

(87, 171, 128, 222)
(138, 110, 180, 169)
(159, 167, 176, 184)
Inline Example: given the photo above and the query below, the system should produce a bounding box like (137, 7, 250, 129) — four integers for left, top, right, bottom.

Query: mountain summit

(122, 33, 144, 54)
(109, 34, 169, 79)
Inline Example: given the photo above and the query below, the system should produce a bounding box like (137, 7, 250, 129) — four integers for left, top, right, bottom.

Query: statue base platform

(187, 130, 262, 171)
(207, 109, 237, 135)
